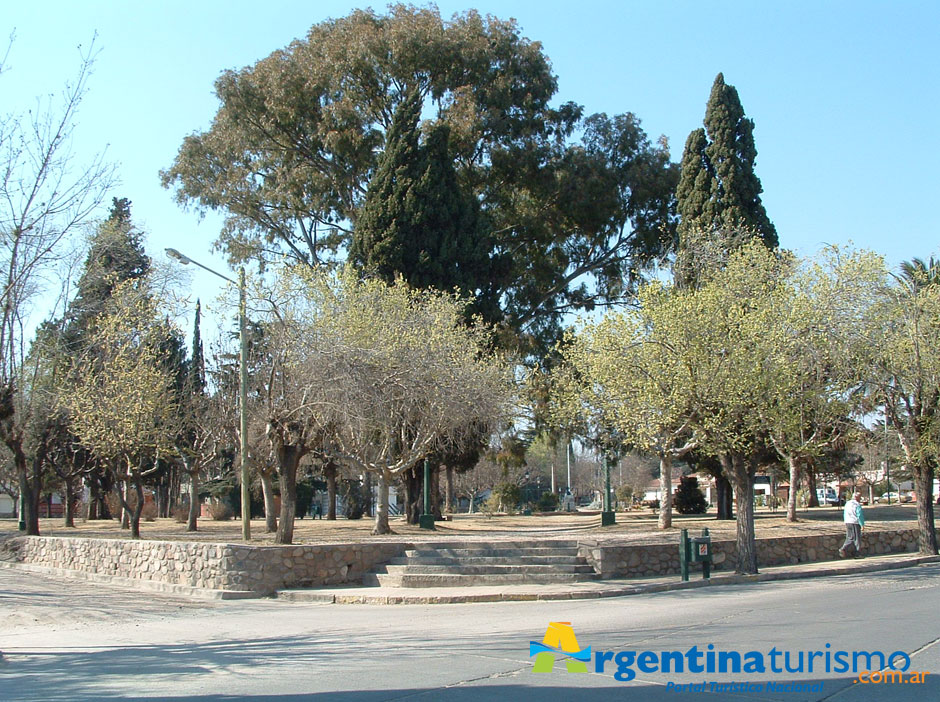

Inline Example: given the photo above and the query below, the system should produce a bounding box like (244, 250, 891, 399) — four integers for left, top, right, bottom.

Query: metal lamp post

(601, 455, 616, 526)
(166, 248, 251, 541)
(419, 458, 435, 530)
(884, 415, 891, 505)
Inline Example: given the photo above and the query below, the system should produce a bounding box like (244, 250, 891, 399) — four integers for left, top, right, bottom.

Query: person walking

(839, 491, 865, 558)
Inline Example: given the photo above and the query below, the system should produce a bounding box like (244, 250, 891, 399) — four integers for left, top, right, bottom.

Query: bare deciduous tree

(0, 37, 115, 534)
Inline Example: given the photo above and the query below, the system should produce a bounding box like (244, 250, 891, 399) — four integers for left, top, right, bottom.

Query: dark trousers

(842, 523, 861, 554)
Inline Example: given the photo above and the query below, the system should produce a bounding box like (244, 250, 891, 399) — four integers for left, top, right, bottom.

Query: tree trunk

(372, 470, 391, 535)
(187, 470, 199, 532)
(13, 441, 41, 535)
(275, 444, 302, 545)
(445, 464, 454, 514)
(786, 455, 801, 523)
(806, 466, 819, 507)
(720, 452, 758, 574)
(260, 470, 278, 532)
(912, 462, 938, 554)
(130, 473, 144, 540)
(88, 469, 110, 520)
(63, 476, 76, 528)
(363, 470, 373, 517)
(169, 467, 181, 516)
(120, 481, 131, 529)
(156, 478, 170, 519)
(658, 452, 673, 529)
(403, 467, 420, 525)
(17, 456, 40, 535)
(715, 474, 733, 520)
(325, 462, 337, 520)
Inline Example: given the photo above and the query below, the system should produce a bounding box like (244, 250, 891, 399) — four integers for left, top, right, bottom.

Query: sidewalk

(276, 552, 940, 605)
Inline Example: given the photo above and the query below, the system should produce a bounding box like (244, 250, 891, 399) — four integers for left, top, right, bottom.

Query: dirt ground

(0, 503, 920, 545)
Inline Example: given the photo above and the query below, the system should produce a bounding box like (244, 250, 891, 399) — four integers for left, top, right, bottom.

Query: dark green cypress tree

(188, 299, 206, 396)
(676, 74, 777, 282)
(63, 197, 151, 348)
(349, 90, 424, 282)
(350, 90, 494, 320)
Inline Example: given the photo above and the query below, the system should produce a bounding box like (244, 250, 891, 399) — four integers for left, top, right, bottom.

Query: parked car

(876, 492, 911, 503)
(815, 488, 842, 506)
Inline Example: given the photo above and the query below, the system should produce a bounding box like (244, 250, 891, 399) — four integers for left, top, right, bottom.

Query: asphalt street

(1, 563, 938, 701)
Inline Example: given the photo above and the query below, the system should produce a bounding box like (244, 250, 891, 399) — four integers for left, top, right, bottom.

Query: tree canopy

(162, 5, 678, 358)
(253, 265, 514, 538)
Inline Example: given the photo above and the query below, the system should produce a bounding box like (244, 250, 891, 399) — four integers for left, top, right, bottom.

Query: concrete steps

(364, 541, 599, 588)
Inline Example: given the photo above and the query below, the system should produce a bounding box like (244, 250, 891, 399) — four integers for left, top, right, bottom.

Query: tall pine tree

(63, 197, 151, 349)
(58, 197, 152, 519)
(675, 74, 776, 284)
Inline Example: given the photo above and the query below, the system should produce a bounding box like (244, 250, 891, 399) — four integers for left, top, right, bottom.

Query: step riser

(405, 549, 581, 558)
(405, 541, 581, 550)
(389, 556, 585, 566)
(365, 542, 598, 588)
(372, 573, 602, 587)
(382, 565, 596, 575)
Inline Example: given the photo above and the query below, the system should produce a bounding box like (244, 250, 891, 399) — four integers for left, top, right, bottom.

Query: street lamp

(602, 455, 616, 526)
(166, 248, 251, 541)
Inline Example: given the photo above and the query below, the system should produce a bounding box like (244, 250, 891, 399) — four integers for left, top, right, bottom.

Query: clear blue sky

(3, 1, 938, 330)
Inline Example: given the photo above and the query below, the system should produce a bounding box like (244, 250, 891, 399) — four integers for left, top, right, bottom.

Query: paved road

(1, 563, 938, 701)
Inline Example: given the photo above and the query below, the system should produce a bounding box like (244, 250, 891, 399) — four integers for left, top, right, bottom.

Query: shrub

(105, 491, 124, 520)
(342, 479, 365, 519)
(674, 476, 708, 514)
(615, 485, 634, 507)
(141, 501, 158, 522)
(536, 491, 559, 512)
(491, 482, 521, 513)
(172, 504, 189, 523)
(208, 500, 233, 521)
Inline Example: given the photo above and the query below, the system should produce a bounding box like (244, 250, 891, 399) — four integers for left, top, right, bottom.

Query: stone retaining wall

(579, 529, 924, 578)
(0, 536, 404, 595)
(0, 528, 929, 593)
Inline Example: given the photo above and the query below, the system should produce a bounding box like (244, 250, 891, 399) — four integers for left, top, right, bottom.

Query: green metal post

(702, 528, 711, 579)
(601, 455, 616, 526)
(680, 528, 689, 581)
(18, 492, 25, 531)
(419, 458, 435, 530)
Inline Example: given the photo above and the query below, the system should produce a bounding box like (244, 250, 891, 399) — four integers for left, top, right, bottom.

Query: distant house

(0, 492, 15, 517)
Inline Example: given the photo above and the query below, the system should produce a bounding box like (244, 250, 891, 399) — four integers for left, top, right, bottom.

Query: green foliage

(558, 242, 882, 570)
(350, 92, 494, 320)
(490, 482, 521, 512)
(674, 476, 707, 514)
(258, 264, 514, 477)
(62, 198, 151, 350)
(536, 491, 559, 512)
(615, 485, 634, 504)
(295, 476, 324, 519)
(677, 74, 776, 243)
(341, 479, 365, 520)
(162, 6, 678, 360)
